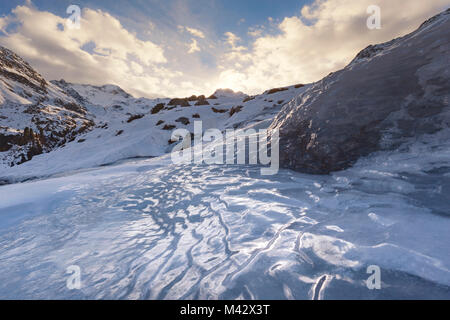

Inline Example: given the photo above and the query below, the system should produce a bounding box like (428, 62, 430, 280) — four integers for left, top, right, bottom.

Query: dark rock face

(168, 98, 190, 107)
(212, 107, 228, 114)
(162, 124, 176, 131)
(195, 97, 210, 106)
(151, 103, 165, 114)
(229, 105, 243, 117)
(127, 114, 145, 123)
(266, 87, 289, 95)
(175, 117, 190, 125)
(270, 9, 450, 174)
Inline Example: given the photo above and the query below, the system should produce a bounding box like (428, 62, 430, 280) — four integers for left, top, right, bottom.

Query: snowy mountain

(0, 60, 308, 182)
(271, 8, 450, 174)
(0, 47, 94, 168)
(0, 9, 449, 300)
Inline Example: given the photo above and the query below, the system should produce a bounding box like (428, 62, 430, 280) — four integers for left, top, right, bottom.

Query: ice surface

(0, 128, 449, 299)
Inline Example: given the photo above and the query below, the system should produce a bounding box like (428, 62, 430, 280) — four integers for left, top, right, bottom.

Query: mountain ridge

(270, 7, 450, 174)
(1, 8, 449, 176)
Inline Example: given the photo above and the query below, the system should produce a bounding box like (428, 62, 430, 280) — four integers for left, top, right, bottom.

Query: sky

(0, 0, 448, 98)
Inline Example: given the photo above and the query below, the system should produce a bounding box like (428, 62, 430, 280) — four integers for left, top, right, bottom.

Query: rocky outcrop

(266, 87, 288, 95)
(168, 98, 190, 107)
(195, 96, 210, 106)
(270, 9, 450, 174)
(229, 105, 243, 117)
(175, 117, 190, 125)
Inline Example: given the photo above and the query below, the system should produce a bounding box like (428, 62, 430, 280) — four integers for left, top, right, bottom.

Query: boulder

(270, 9, 450, 174)
(168, 98, 190, 107)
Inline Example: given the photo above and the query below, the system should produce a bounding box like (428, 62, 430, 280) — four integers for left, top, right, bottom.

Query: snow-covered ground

(0, 124, 449, 299)
(0, 84, 306, 183)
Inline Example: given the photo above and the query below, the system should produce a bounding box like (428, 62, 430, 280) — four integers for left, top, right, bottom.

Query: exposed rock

(195, 96, 210, 106)
(270, 9, 450, 174)
(54, 98, 87, 115)
(111, 105, 123, 110)
(168, 98, 190, 107)
(175, 117, 190, 125)
(127, 114, 145, 123)
(212, 107, 228, 114)
(162, 124, 176, 130)
(229, 106, 243, 117)
(151, 103, 165, 114)
(266, 87, 289, 95)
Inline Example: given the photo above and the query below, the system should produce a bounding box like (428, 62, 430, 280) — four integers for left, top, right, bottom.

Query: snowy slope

(0, 81, 308, 183)
(0, 45, 307, 178)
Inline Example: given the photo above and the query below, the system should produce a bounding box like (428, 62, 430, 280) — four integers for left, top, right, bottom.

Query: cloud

(248, 26, 264, 37)
(185, 27, 205, 39)
(218, 0, 449, 94)
(0, 0, 448, 98)
(188, 38, 200, 54)
(0, 4, 181, 97)
(224, 32, 240, 47)
(178, 25, 205, 38)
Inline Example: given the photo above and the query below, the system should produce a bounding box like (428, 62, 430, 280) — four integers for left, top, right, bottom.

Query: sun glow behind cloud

(0, 0, 448, 98)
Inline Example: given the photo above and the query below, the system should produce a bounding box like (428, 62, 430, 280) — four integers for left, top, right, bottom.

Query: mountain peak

(211, 88, 247, 99)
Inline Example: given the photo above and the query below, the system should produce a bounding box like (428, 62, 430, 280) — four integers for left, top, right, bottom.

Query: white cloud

(224, 32, 240, 47)
(130, 61, 144, 75)
(0, 5, 177, 97)
(188, 38, 200, 54)
(0, 1, 448, 98)
(178, 25, 205, 38)
(218, 0, 449, 94)
(248, 26, 264, 37)
(186, 27, 205, 39)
